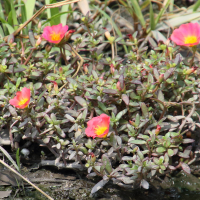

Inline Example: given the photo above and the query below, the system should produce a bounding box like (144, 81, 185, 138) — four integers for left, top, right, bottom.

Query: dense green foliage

(1, 0, 200, 194)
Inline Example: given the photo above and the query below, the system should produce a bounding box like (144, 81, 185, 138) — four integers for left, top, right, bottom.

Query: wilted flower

(9, 87, 30, 109)
(42, 23, 68, 44)
(85, 114, 110, 139)
(170, 23, 200, 47)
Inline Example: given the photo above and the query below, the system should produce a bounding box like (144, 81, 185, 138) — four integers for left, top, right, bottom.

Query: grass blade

(42, 11, 73, 26)
(49, 0, 60, 25)
(0, 17, 15, 34)
(3, 0, 11, 16)
(0, 3, 8, 35)
(10, 0, 19, 30)
(20, 1, 28, 34)
(149, 2, 155, 30)
(16, 148, 21, 173)
(129, 0, 146, 28)
(155, 0, 170, 26)
(45, 0, 51, 22)
(60, 4, 70, 25)
(93, 5, 128, 53)
(169, 0, 174, 12)
(0, 26, 4, 38)
(24, 0, 36, 30)
(193, 0, 200, 11)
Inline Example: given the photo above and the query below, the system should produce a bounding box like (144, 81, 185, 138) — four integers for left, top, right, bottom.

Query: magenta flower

(170, 23, 200, 47)
(42, 23, 68, 44)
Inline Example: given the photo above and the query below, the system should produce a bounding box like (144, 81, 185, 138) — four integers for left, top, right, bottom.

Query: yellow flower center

(18, 98, 28, 106)
(50, 32, 61, 42)
(184, 36, 197, 45)
(95, 125, 107, 136)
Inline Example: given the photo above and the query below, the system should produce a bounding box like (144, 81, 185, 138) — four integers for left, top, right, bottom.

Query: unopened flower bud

(105, 31, 111, 40)
(7, 34, 14, 45)
(105, 31, 115, 44)
(116, 81, 125, 92)
(38, 21, 42, 30)
(127, 34, 134, 42)
(89, 152, 96, 163)
(168, 47, 173, 53)
(59, 67, 63, 75)
(65, 30, 75, 41)
(185, 67, 197, 75)
(81, 17, 86, 22)
(35, 36, 42, 47)
(0, 65, 7, 73)
(129, 120, 136, 127)
(116, 81, 122, 91)
(51, 81, 58, 94)
(134, 38, 138, 44)
(83, 63, 89, 74)
(99, 73, 104, 80)
(45, 44, 52, 53)
(160, 44, 166, 51)
(155, 125, 161, 135)
(110, 64, 115, 75)
(133, 147, 138, 153)
(158, 74, 164, 83)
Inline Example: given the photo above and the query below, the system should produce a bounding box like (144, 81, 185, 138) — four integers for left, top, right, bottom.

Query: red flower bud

(116, 81, 122, 91)
(51, 81, 58, 94)
(127, 34, 134, 42)
(185, 67, 198, 75)
(158, 74, 164, 83)
(59, 67, 63, 75)
(110, 64, 115, 75)
(155, 125, 161, 135)
(65, 30, 75, 41)
(83, 63, 89, 74)
(35, 36, 42, 47)
(89, 152, 96, 163)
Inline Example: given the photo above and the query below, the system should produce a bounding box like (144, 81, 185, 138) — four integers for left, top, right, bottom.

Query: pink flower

(9, 87, 31, 109)
(170, 23, 200, 47)
(42, 23, 68, 44)
(85, 114, 110, 139)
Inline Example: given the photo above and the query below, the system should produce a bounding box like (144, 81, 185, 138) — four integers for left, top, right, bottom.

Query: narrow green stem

(190, 46, 197, 67)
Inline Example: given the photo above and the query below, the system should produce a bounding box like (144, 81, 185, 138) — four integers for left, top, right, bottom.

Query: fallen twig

(0, 159, 54, 200)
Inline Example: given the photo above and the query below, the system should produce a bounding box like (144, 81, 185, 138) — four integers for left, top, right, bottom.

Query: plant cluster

(1, 0, 200, 195)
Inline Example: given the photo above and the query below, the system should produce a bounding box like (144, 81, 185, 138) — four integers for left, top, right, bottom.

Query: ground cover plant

(1, 0, 200, 199)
